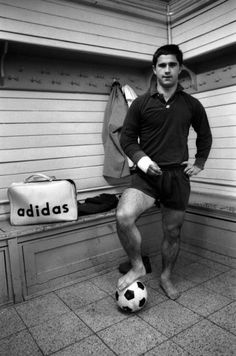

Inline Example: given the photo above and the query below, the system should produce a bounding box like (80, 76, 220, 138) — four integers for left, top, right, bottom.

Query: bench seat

(1, 189, 235, 307)
(0, 209, 117, 240)
(0, 206, 162, 305)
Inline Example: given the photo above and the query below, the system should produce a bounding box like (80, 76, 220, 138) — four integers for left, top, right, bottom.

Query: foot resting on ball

(119, 256, 152, 274)
(160, 276, 181, 300)
(117, 262, 146, 291)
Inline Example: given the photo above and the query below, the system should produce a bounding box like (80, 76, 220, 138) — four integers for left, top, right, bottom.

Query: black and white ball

(115, 280, 148, 312)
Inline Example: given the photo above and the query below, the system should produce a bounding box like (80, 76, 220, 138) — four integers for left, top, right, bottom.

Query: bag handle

(24, 173, 56, 183)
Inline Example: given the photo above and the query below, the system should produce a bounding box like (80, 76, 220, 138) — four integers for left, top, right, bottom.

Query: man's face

(152, 54, 182, 88)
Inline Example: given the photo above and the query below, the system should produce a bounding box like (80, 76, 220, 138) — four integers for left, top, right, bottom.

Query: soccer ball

(115, 280, 148, 313)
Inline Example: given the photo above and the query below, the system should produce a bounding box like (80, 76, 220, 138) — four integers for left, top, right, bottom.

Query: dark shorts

(131, 166, 190, 211)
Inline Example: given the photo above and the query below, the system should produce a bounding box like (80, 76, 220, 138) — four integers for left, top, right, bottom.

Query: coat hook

(111, 78, 121, 87)
(112, 76, 120, 82)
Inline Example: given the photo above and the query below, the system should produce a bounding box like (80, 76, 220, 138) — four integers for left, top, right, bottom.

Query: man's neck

(157, 83, 178, 102)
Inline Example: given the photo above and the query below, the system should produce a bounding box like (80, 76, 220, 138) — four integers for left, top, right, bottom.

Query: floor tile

(90, 269, 121, 295)
(146, 273, 195, 297)
(176, 250, 201, 266)
(173, 319, 236, 356)
(197, 257, 231, 273)
(202, 269, 236, 299)
(177, 285, 232, 316)
(75, 296, 129, 332)
(174, 262, 224, 283)
(29, 311, 92, 355)
(119, 250, 201, 278)
(0, 329, 42, 356)
(175, 261, 223, 284)
(144, 340, 190, 356)
(143, 285, 167, 308)
(139, 300, 201, 337)
(98, 315, 166, 355)
(0, 307, 26, 340)
(15, 293, 70, 327)
(137, 275, 168, 307)
(52, 335, 115, 355)
(0, 248, 234, 356)
(56, 281, 108, 309)
(208, 301, 236, 335)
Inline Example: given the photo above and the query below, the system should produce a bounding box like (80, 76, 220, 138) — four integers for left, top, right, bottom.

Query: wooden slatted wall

(0, 0, 168, 219)
(170, 0, 236, 210)
(188, 85, 236, 206)
(0, 91, 133, 218)
(1, 0, 235, 217)
(0, 0, 166, 61)
(171, 0, 236, 60)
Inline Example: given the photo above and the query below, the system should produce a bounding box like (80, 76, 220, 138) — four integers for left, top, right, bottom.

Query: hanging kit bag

(8, 173, 78, 225)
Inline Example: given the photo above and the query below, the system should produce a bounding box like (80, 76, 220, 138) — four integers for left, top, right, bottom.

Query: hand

(147, 162, 162, 176)
(181, 161, 202, 177)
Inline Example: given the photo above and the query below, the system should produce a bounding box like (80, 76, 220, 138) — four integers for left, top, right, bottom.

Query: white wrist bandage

(137, 156, 154, 173)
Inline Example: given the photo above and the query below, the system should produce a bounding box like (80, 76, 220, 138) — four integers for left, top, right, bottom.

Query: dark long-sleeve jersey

(120, 84, 212, 170)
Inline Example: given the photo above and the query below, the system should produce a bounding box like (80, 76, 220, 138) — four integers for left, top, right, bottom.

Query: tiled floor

(0, 246, 235, 356)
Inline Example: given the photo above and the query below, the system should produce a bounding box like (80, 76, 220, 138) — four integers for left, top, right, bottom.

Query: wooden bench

(0, 204, 162, 305)
(1, 187, 235, 307)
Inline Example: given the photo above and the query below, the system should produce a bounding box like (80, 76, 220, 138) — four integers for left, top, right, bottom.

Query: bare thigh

(117, 188, 155, 221)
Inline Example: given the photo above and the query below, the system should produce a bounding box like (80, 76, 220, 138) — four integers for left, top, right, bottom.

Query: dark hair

(152, 44, 183, 66)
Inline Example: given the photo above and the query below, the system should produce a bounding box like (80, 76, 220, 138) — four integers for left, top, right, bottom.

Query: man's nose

(165, 65, 171, 72)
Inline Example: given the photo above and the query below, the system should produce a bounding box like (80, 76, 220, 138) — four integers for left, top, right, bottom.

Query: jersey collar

(149, 76, 183, 98)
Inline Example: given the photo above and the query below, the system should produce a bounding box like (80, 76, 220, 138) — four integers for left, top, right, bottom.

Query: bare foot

(160, 277, 181, 300)
(117, 264, 146, 291)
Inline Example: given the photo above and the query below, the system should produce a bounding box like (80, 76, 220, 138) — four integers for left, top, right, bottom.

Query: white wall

(0, 0, 167, 219)
(0, 0, 235, 220)
(190, 86, 236, 183)
(0, 0, 167, 61)
(169, 0, 236, 214)
(171, 0, 236, 59)
(0, 90, 131, 218)
(187, 86, 236, 214)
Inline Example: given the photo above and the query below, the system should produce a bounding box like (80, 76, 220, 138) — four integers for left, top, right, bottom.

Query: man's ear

(179, 65, 183, 75)
(152, 65, 156, 75)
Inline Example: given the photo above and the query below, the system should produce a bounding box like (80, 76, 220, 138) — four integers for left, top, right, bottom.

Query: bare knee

(162, 208, 185, 243)
(116, 188, 154, 232)
(163, 222, 181, 242)
(116, 207, 136, 231)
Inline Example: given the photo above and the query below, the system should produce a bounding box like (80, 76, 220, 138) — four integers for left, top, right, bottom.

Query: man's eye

(158, 63, 177, 68)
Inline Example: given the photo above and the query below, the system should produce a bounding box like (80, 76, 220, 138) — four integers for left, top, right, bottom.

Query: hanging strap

(24, 173, 56, 183)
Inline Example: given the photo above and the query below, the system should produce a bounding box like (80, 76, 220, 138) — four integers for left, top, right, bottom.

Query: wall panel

(0, 90, 132, 217)
(187, 86, 236, 211)
(0, 0, 167, 61)
(0, 247, 13, 305)
(182, 212, 236, 257)
(171, 0, 236, 59)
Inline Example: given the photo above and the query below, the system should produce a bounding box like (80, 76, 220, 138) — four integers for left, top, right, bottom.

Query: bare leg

(160, 206, 185, 300)
(116, 188, 155, 290)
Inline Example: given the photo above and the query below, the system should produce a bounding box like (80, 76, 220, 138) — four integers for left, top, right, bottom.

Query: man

(116, 44, 212, 299)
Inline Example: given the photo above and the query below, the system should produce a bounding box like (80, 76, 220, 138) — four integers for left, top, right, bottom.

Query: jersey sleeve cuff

(194, 158, 206, 170)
